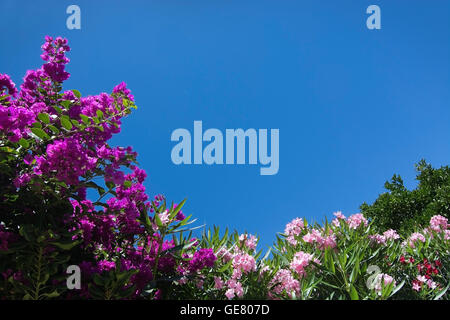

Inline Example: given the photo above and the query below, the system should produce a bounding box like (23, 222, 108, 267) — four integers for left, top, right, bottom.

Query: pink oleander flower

(284, 218, 305, 238)
(232, 252, 256, 279)
(408, 232, 426, 248)
(368, 234, 386, 245)
(217, 247, 233, 263)
(269, 269, 300, 299)
(412, 280, 421, 292)
(347, 213, 368, 230)
(239, 234, 257, 251)
(225, 279, 244, 299)
(426, 279, 438, 290)
(383, 229, 400, 240)
(302, 228, 322, 244)
(158, 210, 170, 225)
(214, 276, 224, 289)
(429, 215, 448, 233)
(290, 251, 314, 278)
(417, 275, 427, 283)
(332, 211, 346, 227)
(373, 273, 395, 295)
(196, 279, 204, 289)
(303, 229, 336, 250)
(259, 265, 271, 280)
(286, 235, 298, 246)
(334, 211, 346, 219)
(225, 288, 235, 300)
(320, 234, 337, 250)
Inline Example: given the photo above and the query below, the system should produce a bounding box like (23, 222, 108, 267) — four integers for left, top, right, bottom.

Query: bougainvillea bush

(0, 37, 448, 300)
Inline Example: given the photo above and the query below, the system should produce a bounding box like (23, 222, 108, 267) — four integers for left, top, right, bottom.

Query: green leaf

(60, 117, 73, 130)
(391, 280, 405, 296)
(172, 199, 186, 218)
(349, 257, 360, 284)
(23, 294, 33, 300)
(261, 247, 272, 261)
(93, 274, 106, 286)
(48, 125, 60, 134)
(218, 259, 233, 273)
(106, 181, 115, 190)
(70, 119, 81, 128)
(96, 110, 104, 119)
(19, 225, 35, 242)
(85, 181, 106, 196)
(349, 285, 359, 300)
(38, 113, 50, 124)
(41, 290, 59, 299)
(38, 273, 50, 286)
(60, 100, 71, 109)
(18, 138, 30, 148)
(154, 212, 163, 228)
(32, 121, 42, 128)
(80, 114, 90, 125)
(434, 282, 450, 300)
(52, 105, 63, 114)
(31, 127, 49, 140)
(51, 240, 81, 250)
(123, 180, 132, 188)
(118, 285, 136, 299)
(72, 89, 81, 99)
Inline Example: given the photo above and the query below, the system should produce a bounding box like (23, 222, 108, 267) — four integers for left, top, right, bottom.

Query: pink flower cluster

(284, 218, 305, 246)
(269, 269, 300, 299)
(289, 251, 316, 278)
(368, 229, 400, 246)
(412, 276, 438, 292)
(331, 211, 346, 227)
(429, 215, 448, 233)
(346, 213, 368, 230)
(214, 234, 259, 299)
(231, 251, 257, 279)
(373, 273, 395, 295)
(239, 234, 257, 251)
(407, 232, 426, 248)
(302, 228, 337, 250)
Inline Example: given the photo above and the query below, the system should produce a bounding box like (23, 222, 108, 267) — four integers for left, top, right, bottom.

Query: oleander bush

(0, 37, 448, 300)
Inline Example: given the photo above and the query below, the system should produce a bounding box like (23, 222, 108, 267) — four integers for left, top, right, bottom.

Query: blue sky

(1, 0, 449, 250)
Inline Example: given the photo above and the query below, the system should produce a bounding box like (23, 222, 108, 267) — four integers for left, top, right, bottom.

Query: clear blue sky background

(1, 0, 449, 250)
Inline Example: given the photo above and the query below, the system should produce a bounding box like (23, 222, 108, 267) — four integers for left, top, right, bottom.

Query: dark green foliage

(360, 160, 450, 233)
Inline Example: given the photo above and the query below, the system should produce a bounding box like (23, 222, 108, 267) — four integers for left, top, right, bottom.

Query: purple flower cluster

(40, 36, 71, 83)
(0, 74, 18, 100)
(0, 102, 35, 142)
(188, 248, 217, 273)
(35, 137, 97, 185)
(1, 36, 219, 300)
